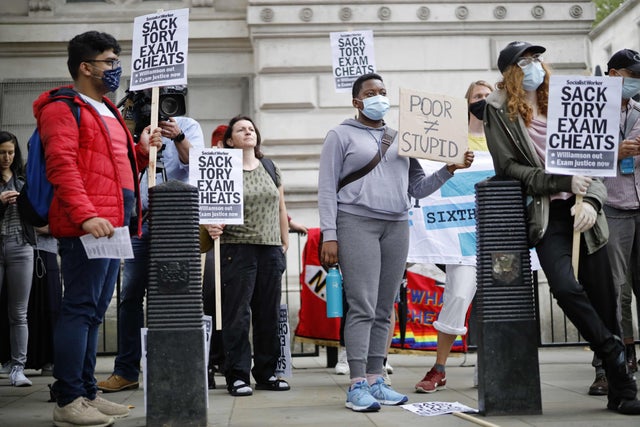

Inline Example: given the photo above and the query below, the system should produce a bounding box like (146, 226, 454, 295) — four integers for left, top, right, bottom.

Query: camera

(120, 85, 187, 142)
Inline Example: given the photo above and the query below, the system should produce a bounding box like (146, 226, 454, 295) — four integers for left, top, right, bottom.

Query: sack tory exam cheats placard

(546, 75, 622, 177)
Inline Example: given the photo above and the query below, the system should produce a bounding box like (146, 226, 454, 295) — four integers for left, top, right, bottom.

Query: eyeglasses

(84, 59, 121, 70)
(516, 54, 543, 68)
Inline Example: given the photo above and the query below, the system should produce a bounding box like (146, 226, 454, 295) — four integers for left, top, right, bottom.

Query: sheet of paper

(401, 401, 478, 416)
(79, 226, 134, 259)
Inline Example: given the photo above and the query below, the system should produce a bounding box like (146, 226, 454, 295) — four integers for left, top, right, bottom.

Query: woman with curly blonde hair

(484, 41, 640, 415)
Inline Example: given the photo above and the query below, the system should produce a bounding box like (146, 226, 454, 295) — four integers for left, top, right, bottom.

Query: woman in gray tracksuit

(318, 72, 472, 412)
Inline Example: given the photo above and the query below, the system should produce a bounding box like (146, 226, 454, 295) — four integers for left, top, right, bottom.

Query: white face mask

(522, 62, 546, 91)
(360, 95, 390, 121)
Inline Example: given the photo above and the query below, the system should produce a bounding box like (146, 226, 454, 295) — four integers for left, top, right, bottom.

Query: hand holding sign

(546, 75, 621, 277)
(570, 175, 592, 196)
(572, 201, 596, 232)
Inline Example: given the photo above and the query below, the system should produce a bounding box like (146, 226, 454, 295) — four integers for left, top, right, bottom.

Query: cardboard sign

(330, 30, 376, 93)
(189, 148, 243, 224)
(130, 8, 189, 91)
(398, 87, 468, 164)
(546, 75, 622, 177)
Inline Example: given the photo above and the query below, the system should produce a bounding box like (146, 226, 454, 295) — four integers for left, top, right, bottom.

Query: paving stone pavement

(0, 346, 638, 426)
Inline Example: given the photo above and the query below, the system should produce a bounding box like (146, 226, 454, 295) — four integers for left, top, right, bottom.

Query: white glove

(571, 175, 593, 196)
(571, 202, 597, 233)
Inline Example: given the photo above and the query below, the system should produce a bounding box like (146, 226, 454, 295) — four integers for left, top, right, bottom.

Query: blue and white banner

(408, 151, 540, 270)
(408, 152, 494, 265)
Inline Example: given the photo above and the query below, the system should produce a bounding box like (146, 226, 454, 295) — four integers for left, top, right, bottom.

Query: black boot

(626, 343, 638, 373)
(604, 338, 640, 415)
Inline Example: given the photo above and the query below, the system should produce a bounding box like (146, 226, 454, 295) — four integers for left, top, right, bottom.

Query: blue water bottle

(326, 265, 343, 318)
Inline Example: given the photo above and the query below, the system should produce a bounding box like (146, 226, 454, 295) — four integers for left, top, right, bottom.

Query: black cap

(607, 49, 640, 74)
(497, 41, 546, 73)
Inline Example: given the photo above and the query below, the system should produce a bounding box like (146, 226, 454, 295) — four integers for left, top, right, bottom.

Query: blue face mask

(102, 67, 122, 93)
(360, 95, 390, 121)
(522, 62, 546, 91)
(622, 77, 640, 99)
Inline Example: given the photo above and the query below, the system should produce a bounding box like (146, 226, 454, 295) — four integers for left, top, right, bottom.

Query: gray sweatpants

(337, 211, 408, 379)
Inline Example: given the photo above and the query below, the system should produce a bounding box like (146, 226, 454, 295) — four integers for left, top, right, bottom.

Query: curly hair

(496, 62, 551, 127)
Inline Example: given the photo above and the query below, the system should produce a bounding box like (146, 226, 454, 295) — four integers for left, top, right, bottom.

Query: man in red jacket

(33, 31, 161, 427)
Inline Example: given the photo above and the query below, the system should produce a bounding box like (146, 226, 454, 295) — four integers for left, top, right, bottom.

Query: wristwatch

(173, 132, 185, 143)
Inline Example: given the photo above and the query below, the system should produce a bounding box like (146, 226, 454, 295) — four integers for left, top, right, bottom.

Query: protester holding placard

(34, 31, 162, 426)
(211, 115, 290, 397)
(415, 80, 492, 394)
(484, 40, 640, 415)
(602, 49, 640, 374)
(97, 89, 205, 394)
(318, 72, 473, 413)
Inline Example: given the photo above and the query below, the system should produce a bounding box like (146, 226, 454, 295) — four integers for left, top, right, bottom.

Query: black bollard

(146, 180, 207, 427)
(475, 177, 542, 415)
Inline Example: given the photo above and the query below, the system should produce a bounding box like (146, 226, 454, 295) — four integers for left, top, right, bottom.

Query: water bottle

(620, 157, 634, 174)
(325, 265, 343, 318)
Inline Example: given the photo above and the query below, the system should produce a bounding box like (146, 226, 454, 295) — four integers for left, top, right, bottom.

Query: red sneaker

(415, 367, 447, 393)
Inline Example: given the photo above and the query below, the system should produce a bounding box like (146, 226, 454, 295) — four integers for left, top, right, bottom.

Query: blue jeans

(53, 239, 121, 406)
(113, 221, 149, 381)
(52, 189, 133, 406)
(0, 237, 34, 368)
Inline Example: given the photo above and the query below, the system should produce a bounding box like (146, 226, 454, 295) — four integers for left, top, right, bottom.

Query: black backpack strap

(338, 127, 397, 191)
(259, 157, 279, 187)
(57, 98, 81, 126)
(50, 88, 81, 126)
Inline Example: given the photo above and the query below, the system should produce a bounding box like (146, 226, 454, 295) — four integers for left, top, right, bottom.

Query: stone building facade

(3, 1, 639, 348)
(0, 0, 599, 227)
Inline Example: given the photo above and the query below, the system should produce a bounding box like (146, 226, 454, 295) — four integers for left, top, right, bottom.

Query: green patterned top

(221, 161, 282, 245)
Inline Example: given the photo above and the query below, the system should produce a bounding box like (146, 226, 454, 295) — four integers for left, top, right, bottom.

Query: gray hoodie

(318, 118, 453, 241)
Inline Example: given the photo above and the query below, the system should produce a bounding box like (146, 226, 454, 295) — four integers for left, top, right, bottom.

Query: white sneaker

(9, 365, 32, 387)
(382, 368, 392, 386)
(334, 347, 349, 375)
(85, 395, 130, 419)
(0, 362, 11, 378)
(384, 360, 394, 374)
(53, 396, 114, 427)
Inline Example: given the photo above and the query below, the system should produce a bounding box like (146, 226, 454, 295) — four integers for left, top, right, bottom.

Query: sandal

(255, 376, 290, 391)
(229, 380, 253, 396)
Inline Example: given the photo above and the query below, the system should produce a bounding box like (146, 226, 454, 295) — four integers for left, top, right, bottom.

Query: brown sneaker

(97, 374, 139, 393)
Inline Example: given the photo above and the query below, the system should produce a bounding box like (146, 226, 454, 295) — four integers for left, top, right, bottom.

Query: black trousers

(219, 244, 286, 387)
(536, 198, 620, 356)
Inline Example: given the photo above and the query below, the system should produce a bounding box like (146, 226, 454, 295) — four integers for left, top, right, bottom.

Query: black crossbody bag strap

(338, 128, 397, 191)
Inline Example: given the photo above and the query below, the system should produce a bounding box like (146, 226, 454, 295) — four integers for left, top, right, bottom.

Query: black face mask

(468, 99, 486, 121)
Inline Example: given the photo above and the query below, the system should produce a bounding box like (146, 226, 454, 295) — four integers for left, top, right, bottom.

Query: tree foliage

(593, 0, 627, 26)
